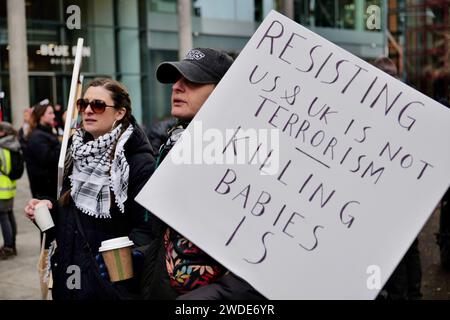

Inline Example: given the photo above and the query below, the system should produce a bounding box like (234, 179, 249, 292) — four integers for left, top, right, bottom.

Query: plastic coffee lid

(98, 236, 134, 252)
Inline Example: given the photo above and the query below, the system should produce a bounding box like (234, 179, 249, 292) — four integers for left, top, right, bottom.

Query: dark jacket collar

(124, 116, 154, 157)
(37, 124, 55, 135)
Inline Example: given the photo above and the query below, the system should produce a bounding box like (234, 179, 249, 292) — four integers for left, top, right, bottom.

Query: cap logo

(185, 49, 205, 61)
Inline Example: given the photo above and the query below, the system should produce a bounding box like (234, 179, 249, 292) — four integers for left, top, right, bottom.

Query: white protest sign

(136, 11, 450, 299)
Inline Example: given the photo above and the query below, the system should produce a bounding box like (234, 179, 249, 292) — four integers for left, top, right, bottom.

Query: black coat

(49, 123, 156, 300)
(140, 123, 264, 300)
(25, 125, 61, 199)
(140, 224, 264, 300)
(144, 118, 177, 156)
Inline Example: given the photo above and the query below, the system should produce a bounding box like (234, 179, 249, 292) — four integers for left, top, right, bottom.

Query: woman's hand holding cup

(24, 199, 53, 220)
(25, 199, 54, 232)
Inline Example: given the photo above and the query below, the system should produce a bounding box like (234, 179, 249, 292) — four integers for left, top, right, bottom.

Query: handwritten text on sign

(136, 11, 450, 299)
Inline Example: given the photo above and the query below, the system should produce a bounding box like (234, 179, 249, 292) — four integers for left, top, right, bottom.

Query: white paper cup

(34, 202, 55, 232)
(98, 237, 134, 282)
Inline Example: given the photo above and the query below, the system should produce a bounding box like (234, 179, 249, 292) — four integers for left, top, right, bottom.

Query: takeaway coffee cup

(34, 202, 55, 232)
(98, 237, 134, 282)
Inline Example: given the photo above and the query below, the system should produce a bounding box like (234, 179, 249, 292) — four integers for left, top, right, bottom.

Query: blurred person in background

(25, 102, 61, 199)
(0, 122, 21, 259)
(18, 107, 33, 170)
(53, 103, 65, 138)
(18, 107, 33, 141)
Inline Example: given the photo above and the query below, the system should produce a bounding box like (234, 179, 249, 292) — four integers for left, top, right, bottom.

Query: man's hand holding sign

(136, 11, 450, 299)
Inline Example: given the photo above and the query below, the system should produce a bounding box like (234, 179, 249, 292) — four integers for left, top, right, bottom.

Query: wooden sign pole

(57, 38, 84, 199)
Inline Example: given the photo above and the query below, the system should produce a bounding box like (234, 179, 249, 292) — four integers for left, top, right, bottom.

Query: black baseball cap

(156, 48, 234, 85)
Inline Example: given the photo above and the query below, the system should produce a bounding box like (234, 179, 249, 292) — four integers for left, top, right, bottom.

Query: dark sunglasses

(76, 98, 115, 114)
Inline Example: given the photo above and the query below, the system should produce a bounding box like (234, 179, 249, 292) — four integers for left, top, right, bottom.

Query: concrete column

(178, 0, 193, 60)
(7, 0, 29, 129)
(282, 0, 294, 20)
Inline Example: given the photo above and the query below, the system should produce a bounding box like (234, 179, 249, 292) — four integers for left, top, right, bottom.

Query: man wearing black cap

(154, 48, 234, 165)
(156, 48, 233, 120)
(141, 48, 263, 300)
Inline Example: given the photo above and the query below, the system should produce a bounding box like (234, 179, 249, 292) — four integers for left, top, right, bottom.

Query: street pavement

(0, 174, 448, 300)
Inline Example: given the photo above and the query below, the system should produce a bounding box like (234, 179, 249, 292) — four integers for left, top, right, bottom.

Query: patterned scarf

(155, 124, 185, 167)
(164, 228, 226, 294)
(70, 124, 134, 218)
(159, 124, 227, 293)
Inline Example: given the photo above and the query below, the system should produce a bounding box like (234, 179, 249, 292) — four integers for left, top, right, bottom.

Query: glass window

(25, 0, 61, 22)
(0, 75, 11, 121)
(118, 30, 140, 73)
(294, 0, 311, 26)
(315, 0, 335, 28)
(1, 43, 78, 73)
(0, 26, 6, 46)
(27, 21, 61, 43)
(315, 0, 356, 29)
(193, 0, 201, 16)
(254, 0, 263, 22)
(0, 43, 6, 71)
(17, 24, 116, 75)
(193, 0, 254, 22)
(29, 76, 56, 105)
(311, 0, 385, 31)
(79, 26, 116, 74)
(339, 0, 355, 29)
(63, 0, 114, 26)
(430, 6, 443, 25)
(29, 43, 67, 72)
(149, 49, 177, 121)
(0, 0, 6, 20)
(149, 0, 177, 14)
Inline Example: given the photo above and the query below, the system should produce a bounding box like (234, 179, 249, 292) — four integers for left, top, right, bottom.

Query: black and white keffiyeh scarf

(70, 124, 134, 218)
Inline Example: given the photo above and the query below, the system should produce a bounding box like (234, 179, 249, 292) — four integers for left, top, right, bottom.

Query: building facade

(0, 0, 147, 123)
(388, 0, 450, 101)
(0, 0, 386, 126)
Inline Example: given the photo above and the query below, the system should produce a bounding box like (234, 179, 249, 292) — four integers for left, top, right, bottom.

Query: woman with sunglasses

(24, 78, 156, 299)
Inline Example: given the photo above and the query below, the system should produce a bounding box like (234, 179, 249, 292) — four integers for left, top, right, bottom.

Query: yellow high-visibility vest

(0, 148, 17, 199)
